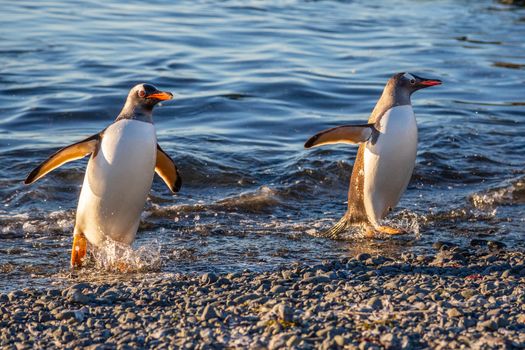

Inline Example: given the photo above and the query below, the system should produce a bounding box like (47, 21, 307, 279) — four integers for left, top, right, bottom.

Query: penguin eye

(410, 79, 416, 85)
(138, 90, 146, 98)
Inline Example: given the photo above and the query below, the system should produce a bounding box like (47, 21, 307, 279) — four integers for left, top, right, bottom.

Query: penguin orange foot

(376, 225, 405, 235)
(365, 225, 405, 238)
(70, 232, 87, 268)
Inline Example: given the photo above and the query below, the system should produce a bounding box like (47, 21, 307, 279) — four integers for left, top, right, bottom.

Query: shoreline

(1, 244, 524, 349)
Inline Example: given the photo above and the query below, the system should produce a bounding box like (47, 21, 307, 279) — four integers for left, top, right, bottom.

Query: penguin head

(117, 84, 173, 122)
(127, 83, 173, 109)
(393, 72, 442, 94)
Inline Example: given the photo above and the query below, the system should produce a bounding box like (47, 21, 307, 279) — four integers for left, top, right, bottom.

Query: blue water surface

(0, 0, 524, 290)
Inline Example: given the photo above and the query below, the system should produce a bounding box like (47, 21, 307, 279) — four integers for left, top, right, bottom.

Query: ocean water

(1, 0, 524, 291)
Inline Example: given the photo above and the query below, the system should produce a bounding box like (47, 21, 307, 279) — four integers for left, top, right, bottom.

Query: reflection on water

(0, 0, 524, 291)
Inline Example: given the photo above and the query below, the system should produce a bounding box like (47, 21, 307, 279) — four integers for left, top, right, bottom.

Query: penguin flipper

(24, 133, 101, 184)
(304, 124, 375, 148)
(155, 144, 182, 193)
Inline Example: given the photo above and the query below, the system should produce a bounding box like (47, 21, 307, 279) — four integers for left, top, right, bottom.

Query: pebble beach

(2, 241, 524, 349)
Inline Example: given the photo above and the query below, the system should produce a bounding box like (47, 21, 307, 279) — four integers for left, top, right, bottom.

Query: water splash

(384, 209, 423, 239)
(92, 239, 162, 273)
(306, 210, 422, 239)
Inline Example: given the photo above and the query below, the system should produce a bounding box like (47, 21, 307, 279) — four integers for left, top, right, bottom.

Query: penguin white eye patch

(403, 73, 415, 81)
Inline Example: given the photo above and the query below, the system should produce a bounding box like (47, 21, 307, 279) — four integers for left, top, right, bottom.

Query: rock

(151, 328, 171, 339)
(268, 333, 290, 350)
(281, 270, 294, 280)
(356, 253, 371, 262)
(98, 290, 119, 303)
(214, 277, 231, 286)
(119, 311, 137, 324)
(68, 282, 91, 293)
(460, 289, 476, 300)
(286, 335, 299, 347)
(496, 316, 508, 328)
(316, 327, 334, 338)
(383, 281, 398, 290)
(359, 340, 380, 350)
(199, 304, 219, 321)
(302, 275, 330, 284)
(199, 328, 213, 343)
(7, 291, 22, 302)
(69, 290, 92, 304)
(510, 264, 525, 275)
(470, 239, 488, 247)
(478, 319, 498, 331)
(367, 297, 383, 310)
(432, 241, 458, 251)
(47, 289, 61, 297)
(447, 308, 462, 318)
(274, 304, 293, 323)
(488, 241, 506, 251)
(270, 285, 287, 293)
(56, 310, 84, 322)
(201, 272, 218, 284)
(380, 333, 400, 349)
(234, 293, 258, 304)
(334, 335, 346, 346)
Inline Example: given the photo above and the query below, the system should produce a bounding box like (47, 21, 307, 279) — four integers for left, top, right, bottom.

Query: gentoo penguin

(24, 84, 181, 268)
(304, 72, 441, 238)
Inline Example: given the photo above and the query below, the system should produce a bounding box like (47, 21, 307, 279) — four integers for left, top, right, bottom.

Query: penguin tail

(311, 215, 352, 240)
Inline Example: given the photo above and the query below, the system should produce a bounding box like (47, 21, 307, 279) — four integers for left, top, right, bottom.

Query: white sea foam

(470, 178, 524, 210)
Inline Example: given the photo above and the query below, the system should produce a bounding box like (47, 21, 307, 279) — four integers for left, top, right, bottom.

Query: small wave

(215, 186, 282, 213)
(0, 210, 74, 239)
(426, 205, 497, 224)
(147, 185, 288, 218)
(470, 177, 525, 209)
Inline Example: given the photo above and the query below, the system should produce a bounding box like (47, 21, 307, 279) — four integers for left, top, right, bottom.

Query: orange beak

(146, 91, 173, 101)
(419, 79, 442, 87)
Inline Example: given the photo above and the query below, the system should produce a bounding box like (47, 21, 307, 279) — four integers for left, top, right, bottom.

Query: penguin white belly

(75, 119, 157, 246)
(363, 105, 417, 226)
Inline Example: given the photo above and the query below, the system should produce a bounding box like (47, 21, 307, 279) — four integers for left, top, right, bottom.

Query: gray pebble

(367, 297, 383, 310)
(201, 272, 218, 284)
(447, 308, 462, 318)
(273, 304, 293, 323)
(357, 253, 371, 262)
(199, 304, 219, 321)
(1, 248, 524, 349)
(56, 309, 84, 322)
